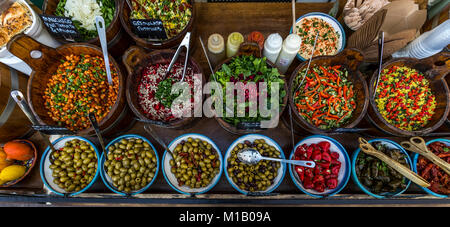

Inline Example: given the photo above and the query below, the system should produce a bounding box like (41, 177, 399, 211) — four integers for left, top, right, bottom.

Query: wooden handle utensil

(358, 137, 431, 188)
(400, 137, 450, 176)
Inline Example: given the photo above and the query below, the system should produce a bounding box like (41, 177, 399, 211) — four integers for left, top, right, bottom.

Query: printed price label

(40, 15, 80, 41)
(130, 19, 168, 40)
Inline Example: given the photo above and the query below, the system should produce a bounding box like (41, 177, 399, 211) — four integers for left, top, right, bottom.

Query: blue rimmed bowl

(413, 138, 449, 198)
(162, 133, 223, 195)
(40, 136, 100, 197)
(289, 135, 350, 198)
(352, 139, 412, 199)
(100, 134, 159, 196)
(289, 12, 346, 61)
(224, 134, 286, 195)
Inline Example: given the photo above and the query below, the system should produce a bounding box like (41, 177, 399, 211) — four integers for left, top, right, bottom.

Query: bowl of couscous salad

(367, 53, 450, 136)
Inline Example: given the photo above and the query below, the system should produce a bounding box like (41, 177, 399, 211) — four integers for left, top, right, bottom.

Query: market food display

(416, 141, 450, 195)
(168, 137, 221, 189)
(55, 0, 115, 41)
(214, 55, 286, 127)
(104, 137, 158, 194)
(374, 66, 436, 131)
(226, 138, 283, 193)
(43, 54, 119, 131)
(0, 1, 33, 48)
(355, 141, 410, 195)
(293, 65, 356, 130)
(293, 14, 342, 60)
(129, 0, 193, 40)
(1, 1, 449, 204)
(48, 138, 97, 192)
(137, 62, 197, 123)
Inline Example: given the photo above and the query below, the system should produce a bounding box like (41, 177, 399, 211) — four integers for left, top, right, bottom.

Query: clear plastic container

(275, 34, 302, 74)
(263, 33, 283, 64)
(0, 0, 60, 75)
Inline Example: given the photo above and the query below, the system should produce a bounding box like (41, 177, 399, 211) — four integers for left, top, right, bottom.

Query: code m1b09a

(223, 211, 271, 222)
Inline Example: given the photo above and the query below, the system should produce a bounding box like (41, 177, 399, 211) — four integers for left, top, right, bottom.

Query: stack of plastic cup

(392, 19, 450, 59)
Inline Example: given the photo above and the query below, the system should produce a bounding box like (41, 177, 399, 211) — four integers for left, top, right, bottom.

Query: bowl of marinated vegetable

(120, 0, 195, 49)
(8, 35, 128, 136)
(100, 134, 159, 196)
(352, 139, 412, 198)
(413, 139, 449, 197)
(224, 134, 286, 195)
(212, 51, 288, 134)
(290, 12, 346, 61)
(289, 48, 369, 134)
(43, 0, 120, 44)
(40, 136, 100, 196)
(289, 135, 351, 198)
(123, 46, 205, 129)
(368, 52, 450, 136)
(162, 134, 223, 195)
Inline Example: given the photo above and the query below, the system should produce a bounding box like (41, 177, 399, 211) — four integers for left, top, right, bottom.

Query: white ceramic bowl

(40, 136, 100, 196)
(289, 135, 351, 197)
(224, 134, 286, 195)
(290, 12, 346, 61)
(162, 133, 223, 195)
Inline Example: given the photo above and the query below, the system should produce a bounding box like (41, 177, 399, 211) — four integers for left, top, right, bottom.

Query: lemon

(0, 165, 26, 182)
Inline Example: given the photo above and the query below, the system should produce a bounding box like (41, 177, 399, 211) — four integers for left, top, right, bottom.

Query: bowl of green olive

(162, 134, 223, 195)
(100, 134, 159, 196)
(224, 134, 286, 195)
(40, 136, 100, 196)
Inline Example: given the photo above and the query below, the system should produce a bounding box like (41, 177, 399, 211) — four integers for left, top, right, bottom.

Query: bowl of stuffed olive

(224, 134, 286, 195)
(162, 134, 223, 195)
(40, 136, 100, 196)
(352, 139, 412, 198)
(100, 134, 159, 196)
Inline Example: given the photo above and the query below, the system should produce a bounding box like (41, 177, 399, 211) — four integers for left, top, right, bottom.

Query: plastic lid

(264, 33, 283, 52)
(283, 34, 302, 53)
(208, 33, 225, 54)
(227, 32, 244, 47)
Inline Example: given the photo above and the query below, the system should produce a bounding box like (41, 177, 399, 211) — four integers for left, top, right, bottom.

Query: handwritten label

(130, 19, 168, 40)
(40, 15, 80, 40)
(237, 122, 262, 130)
(32, 125, 74, 135)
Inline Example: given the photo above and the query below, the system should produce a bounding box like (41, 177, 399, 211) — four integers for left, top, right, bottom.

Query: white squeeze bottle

(275, 34, 302, 74)
(263, 33, 283, 64)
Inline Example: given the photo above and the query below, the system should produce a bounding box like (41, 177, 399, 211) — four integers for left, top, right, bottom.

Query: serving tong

(400, 137, 450, 176)
(162, 32, 191, 83)
(358, 137, 430, 188)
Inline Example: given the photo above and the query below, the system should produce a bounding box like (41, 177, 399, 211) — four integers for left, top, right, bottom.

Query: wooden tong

(400, 137, 450, 176)
(358, 137, 430, 188)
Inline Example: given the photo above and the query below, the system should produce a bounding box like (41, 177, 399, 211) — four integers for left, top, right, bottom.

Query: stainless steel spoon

(237, 148, 315, 168)
(95, 16, 113, 85)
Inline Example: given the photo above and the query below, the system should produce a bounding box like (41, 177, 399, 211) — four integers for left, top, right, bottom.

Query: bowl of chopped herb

(123, 46, 205, 129)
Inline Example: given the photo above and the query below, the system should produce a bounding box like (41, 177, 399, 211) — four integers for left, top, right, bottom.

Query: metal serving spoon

(237, 148, 315, 168)
(95, 16, 113, 85)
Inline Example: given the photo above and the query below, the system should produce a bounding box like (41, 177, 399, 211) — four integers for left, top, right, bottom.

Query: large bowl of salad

(43, 0, 120, 44)
(211, 51, 288, 135)
(288, 48, 369, 135)
(367, 52, 450, 137)
(120, 0, 195, 50)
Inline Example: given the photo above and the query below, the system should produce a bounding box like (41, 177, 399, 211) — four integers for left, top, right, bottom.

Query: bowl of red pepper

(289, 48, 369, 134)
(123, 46, 205, 129)
(413, 139, 449, 198)
(367, 53, 450, 136)
(289, 135, 351, 198)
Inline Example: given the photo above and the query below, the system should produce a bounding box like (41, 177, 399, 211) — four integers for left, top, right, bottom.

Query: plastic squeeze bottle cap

(228, 32, 244, 47)
(283, 34, 302, 53)
(264, 33, 283, 52)
(208, 34, 225, 54)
